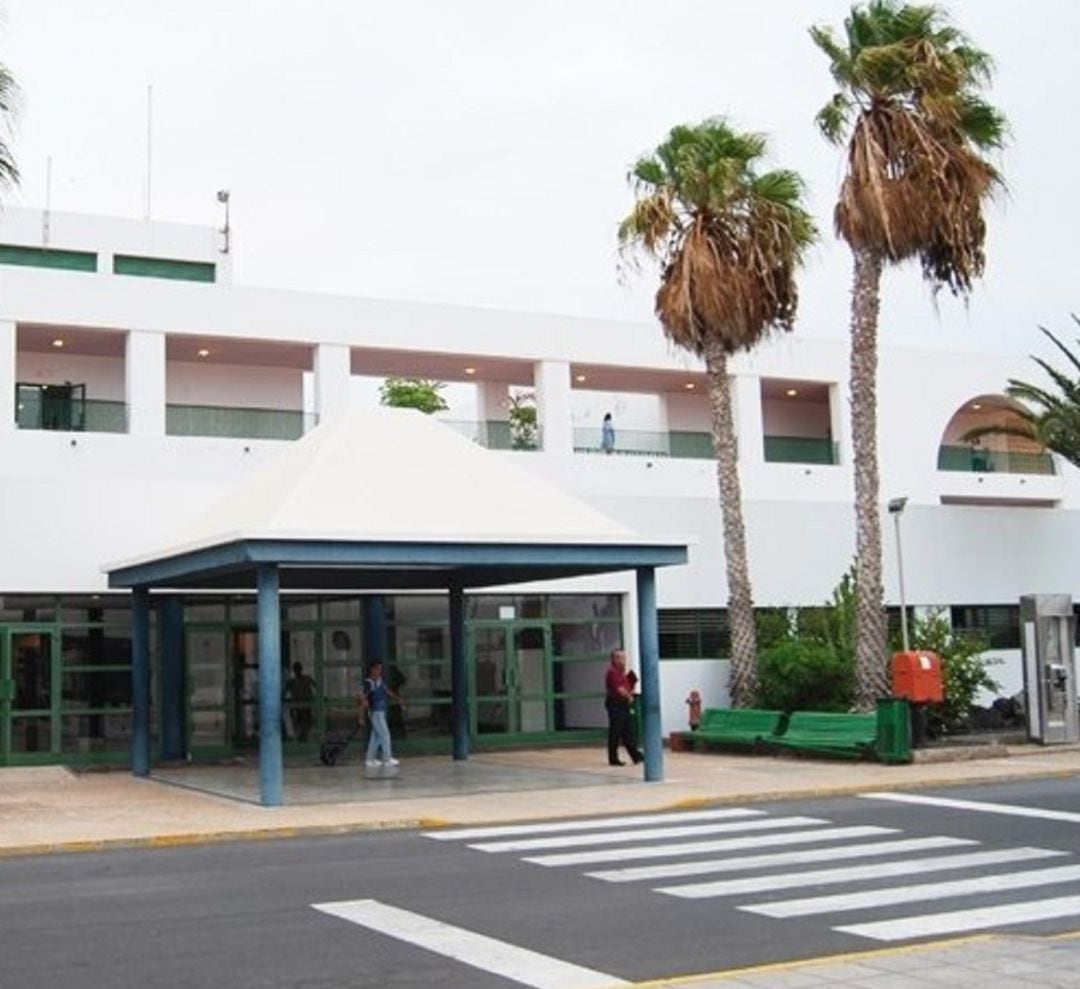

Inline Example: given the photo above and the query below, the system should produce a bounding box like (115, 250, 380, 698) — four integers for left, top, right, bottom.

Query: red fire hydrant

(686, 690, 702, 731)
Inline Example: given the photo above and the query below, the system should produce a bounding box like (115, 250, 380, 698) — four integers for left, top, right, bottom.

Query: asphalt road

(4, 777, 1080, 988)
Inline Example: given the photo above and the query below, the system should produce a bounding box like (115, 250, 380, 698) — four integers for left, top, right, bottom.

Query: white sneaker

(365, 760, 379, 767)
(385, 757, 400, 766)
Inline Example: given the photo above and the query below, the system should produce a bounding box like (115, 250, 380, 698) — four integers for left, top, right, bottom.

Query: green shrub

(757, 638, 854, 713)
(909, 610, 1001, 733)
(379, 377, 448, 414)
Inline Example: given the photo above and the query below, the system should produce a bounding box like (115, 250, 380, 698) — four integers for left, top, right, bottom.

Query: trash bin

(876, 697, 912, 764)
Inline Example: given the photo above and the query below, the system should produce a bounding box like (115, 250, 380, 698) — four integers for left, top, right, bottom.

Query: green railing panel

(82, 399, 127, 433)
(442, 419, 541, 451)
(166, 404, 313, 440)
(0, 244, 97, 272)
(764, 435, 838, 465)
(574, 427, 671, 456)
(113, 254, 216, 283)
(937, 444, 1055, 475)
(669, 431, 713, 459)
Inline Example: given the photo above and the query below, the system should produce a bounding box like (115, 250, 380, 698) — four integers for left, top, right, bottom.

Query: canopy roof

(106, 408, 687, 590)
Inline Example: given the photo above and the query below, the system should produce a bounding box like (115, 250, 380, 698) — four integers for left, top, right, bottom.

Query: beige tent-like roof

(106, 408, 687, 591)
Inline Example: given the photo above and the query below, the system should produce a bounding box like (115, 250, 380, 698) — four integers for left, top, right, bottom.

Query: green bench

(680, 708, 786, 750)
(769, 711, 878, 759)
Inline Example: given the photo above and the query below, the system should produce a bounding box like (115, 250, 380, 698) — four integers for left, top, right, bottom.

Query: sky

(1, 1, 1076, 358)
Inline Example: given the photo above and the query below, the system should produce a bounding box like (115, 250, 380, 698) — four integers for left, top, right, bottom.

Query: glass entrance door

(0, 629, 57, 764)
(471, 623, 552, 739)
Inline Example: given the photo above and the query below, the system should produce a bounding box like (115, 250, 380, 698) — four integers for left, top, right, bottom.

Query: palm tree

(965, 320, 1080, 469)
(619, 119, 816, 707)
(0, 60, 17, 190)
(811, 1, 1006, 710)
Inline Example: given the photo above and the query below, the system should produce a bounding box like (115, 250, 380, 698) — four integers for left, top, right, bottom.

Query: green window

(113, 254, 215, 283)
(0, 244, 97, 272)
(950, 605, 1020, 649)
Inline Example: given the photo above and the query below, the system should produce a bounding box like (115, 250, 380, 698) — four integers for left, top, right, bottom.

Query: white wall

(17, 352, 126, 399)
(167, 361, 302, 408)
(762, 396, 832, 438)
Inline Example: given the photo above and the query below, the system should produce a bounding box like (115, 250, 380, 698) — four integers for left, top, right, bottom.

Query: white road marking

(524, 825, 896, 868)
(835, 893, 1080, 942)
(586, 836, 974, 884)
(747, 861, 1080, 918)
(312, 899, 630, 989)
(665, 846, 1065, 900)
(422, 807, 763, 841)
(469, 816, 826, 854)
(861, 791, 1080, 824)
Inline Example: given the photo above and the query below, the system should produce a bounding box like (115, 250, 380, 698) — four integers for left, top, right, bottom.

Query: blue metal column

(362, 595, 388, 664)
(159, 594, 185, 761)
(257, 565, 283, 807)
(636, 567, 664, 782)
(449, 582, 469, 761)
(131, 587, 152, 778)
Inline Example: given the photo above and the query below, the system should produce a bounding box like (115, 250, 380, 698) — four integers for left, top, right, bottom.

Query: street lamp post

(888, 497, 909, 652)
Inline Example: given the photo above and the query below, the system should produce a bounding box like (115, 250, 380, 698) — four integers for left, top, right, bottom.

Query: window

(950, 605, 1020, 649)
(113, 254, 215, 282)
(0, 244, 97, 271)
(658, 609, 730, 659)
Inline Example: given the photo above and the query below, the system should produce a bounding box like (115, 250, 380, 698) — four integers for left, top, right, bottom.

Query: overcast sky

(1, 1, 1076, 356)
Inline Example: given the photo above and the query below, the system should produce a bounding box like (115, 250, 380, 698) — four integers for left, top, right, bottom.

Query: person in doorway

(601, 412, 616, 454)
(604, 648, 642, 766)
(360, 660, 400, 767)
(285, 662, 317, 742)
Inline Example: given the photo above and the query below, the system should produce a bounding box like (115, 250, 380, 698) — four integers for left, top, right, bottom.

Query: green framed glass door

(1, 629, 58, 764)
(470, 622, 552, 739)
(185, 628, 230, 757)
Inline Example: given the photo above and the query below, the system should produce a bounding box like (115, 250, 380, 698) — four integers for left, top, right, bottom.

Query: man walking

(361, 660, 400, 767)
(604, 648, 642, 766)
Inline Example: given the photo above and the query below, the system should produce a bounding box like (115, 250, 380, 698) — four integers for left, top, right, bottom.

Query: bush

(909, 610, 1001, 734)
(757, 638, 854, 713)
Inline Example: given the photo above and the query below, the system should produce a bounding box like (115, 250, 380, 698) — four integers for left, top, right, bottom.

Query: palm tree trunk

(849, 247, 889, 710)
(704, 340, 758, 708)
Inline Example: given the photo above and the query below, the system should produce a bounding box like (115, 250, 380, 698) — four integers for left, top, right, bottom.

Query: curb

(5, 764, 1077, 859)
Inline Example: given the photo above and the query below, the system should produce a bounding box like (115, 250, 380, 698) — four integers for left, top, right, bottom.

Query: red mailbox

(890, 650, 944, 703)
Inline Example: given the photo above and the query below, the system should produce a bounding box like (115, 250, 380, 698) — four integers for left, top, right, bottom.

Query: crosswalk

(422, 806, 1080, 943)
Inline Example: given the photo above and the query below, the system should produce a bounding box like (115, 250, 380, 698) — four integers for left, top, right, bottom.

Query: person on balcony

(601, 412, 616, 454)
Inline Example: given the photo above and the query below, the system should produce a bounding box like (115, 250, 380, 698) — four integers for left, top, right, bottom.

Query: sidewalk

(1, 742, 1078, 855)
(3, 743, 1080, 987)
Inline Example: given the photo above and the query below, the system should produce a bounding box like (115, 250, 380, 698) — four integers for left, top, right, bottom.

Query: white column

(313, 343, 352, 424)
(732, 374, 764, 465)
(477, 380, 509, 423)
(829, 382, 847, 466)
(126, 329, 166, 435)
(533, 360, 573, 454)
(0, 320, 15, 432)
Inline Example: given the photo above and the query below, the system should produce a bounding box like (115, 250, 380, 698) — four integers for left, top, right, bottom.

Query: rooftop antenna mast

(42, 155, 52, 245)
(144, 84, 153, 219)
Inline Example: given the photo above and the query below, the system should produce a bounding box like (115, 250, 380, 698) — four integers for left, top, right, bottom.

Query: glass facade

(0, 591, 625, 766)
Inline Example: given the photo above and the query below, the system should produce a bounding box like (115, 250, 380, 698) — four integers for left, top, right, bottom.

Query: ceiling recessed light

(684, 382, 696, 390)
(786, 388, 799, 397)
(575, 374, 587, 383)
(464, 367, 476, 375)
(51, 338, 64, 348)
(197, 348, 211, 358)
(972, 403, 982, 410)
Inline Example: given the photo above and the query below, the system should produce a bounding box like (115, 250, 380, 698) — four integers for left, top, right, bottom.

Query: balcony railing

(166, 404, 315, 440)
(937, 444, 1055, 475)
(764, 435, 839, 465)
(15, 387, 127, 434)
(442, 419, 542, 451)
(574, 428, 713, 459)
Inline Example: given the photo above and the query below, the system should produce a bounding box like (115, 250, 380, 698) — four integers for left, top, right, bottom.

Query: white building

(1, 207, 1076, 767)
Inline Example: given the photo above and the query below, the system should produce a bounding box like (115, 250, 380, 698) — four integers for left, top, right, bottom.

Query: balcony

(15, 384, 127, 434)
(165, 404, 315, 440)
(573, 428, 712, 459)
(763, 435, 839, 465)
(937, 444, 1055, 475)
(443, 419, 541, 451)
